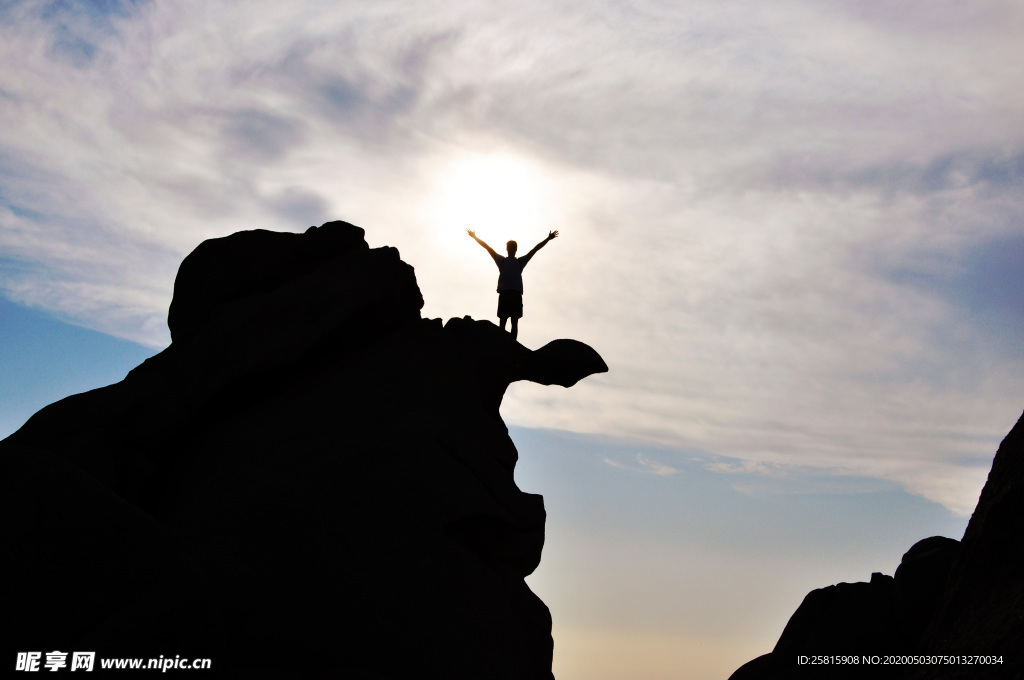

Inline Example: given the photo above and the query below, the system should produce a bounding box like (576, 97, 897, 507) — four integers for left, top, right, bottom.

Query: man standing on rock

(467, 228, 558, 341)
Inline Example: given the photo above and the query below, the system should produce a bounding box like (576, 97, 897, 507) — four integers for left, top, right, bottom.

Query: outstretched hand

(548, 230, 559, 241)
(466, 228, 477, 239)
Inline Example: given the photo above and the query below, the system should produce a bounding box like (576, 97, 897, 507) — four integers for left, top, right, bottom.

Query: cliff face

(0, 221, 607, 678)
(915, 410, 1024, 678)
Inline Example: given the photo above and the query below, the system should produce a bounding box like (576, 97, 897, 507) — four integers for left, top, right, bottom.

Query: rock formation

(915, 409, 1024, 679)
(729, 411, 1024, 679)
(0, 221, 607, 678)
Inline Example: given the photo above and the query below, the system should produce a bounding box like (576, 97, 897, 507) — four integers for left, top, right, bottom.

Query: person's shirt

(496, 256, 524, 292)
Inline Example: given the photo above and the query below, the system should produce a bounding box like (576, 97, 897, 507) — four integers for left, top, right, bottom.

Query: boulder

(728, 538, 965, 679)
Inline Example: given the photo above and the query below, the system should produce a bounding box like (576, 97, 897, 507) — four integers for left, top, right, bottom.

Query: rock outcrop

(729, 412, 1024, 679)
(0, 221, 607, 678)
(915, 410, 1024, 679)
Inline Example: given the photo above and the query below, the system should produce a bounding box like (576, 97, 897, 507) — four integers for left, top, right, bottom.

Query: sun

(424, 150, 552, 251)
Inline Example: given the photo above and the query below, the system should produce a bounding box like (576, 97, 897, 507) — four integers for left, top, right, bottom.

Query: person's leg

(510, 317, 518, 341)
(500, 315, 508, 332)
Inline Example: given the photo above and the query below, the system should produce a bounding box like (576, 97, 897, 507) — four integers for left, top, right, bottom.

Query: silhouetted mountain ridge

(1, 220, 608, 678)
(730, 411, 1024, 679)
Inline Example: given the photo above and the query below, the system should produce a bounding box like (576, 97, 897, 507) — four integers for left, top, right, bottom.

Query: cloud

(2, 0, 1023, 514)
(636, 454, 680, 477)
(602, 453, 681, 477)
(218, 109, 307, 163)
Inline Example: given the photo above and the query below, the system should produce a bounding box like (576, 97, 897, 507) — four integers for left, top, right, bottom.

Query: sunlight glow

(423, 150, 555, 253)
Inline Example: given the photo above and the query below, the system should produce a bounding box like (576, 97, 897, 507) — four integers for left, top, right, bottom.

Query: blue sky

(1, 1, 1021, 677)
(0, 295, 154, 436)
(513, 426, 968, 678)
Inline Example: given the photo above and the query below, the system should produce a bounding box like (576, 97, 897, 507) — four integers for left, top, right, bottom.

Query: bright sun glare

(425, 151, 552, 252)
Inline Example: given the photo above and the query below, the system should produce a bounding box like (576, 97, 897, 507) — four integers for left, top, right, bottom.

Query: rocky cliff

(729, 411, 1024, 680)
(0, 221, 607, 678)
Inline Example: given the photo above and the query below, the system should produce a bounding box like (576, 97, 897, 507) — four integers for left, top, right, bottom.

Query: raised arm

(518, 230, 559, 267)
(467, 228, 503, 266)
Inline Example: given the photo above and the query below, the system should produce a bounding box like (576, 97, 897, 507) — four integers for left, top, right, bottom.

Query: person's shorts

(497, 290, 523, 319)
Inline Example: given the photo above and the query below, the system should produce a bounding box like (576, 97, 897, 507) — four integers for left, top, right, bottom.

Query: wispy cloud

(2, 0, 1022, 514)
(602, 452, 681, 477)
(636, 454, 680, 477)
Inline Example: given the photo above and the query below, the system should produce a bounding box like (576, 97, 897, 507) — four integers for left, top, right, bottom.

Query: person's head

(506, 240, 517, 256)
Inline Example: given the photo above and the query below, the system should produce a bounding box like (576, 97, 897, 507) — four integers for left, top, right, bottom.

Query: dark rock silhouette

(914, 410, 1024, 679)
(730, 411, 1024, 679)
(729, 540, 957, 680)
(893, 536, 960, 650)
(1, 221, 607, 678)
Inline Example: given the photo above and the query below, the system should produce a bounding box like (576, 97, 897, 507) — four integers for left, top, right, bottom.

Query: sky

(1, 0, 1021, 677)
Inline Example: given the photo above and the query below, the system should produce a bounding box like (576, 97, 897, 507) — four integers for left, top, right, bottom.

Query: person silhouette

(467, 228, 558, 341)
